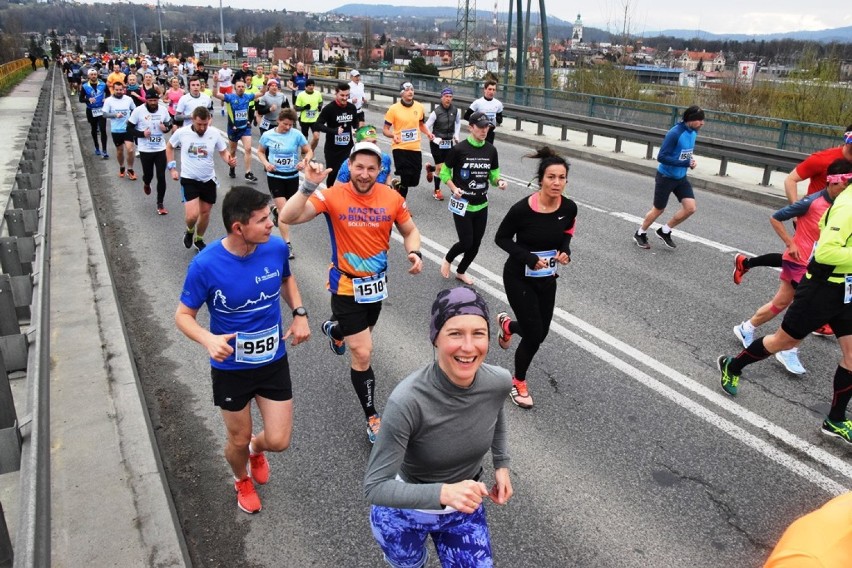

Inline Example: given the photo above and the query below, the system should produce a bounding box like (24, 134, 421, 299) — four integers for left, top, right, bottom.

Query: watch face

(293, 307, 307, 317)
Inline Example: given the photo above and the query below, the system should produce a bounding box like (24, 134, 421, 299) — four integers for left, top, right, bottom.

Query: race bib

(678, 149, 693, 161)
(448, 195, 468, 217)
(90, 107, 103, 117)
(525, 250, 558, 278)
(334, 133, 351, 146)
(260, 118, 271, 130)
(274, 154, 296, 169)
(400, 128, 418, 142)
(485, 112, 496, 123)
(353, 273, 388, 304)
(439, 139, 452, 149)
(148, 135, 163, 144)
(234, 109, 248, 121)
(235, 325, 279, 364)
(305, 109, 317, 120)
(846, 275, 852, 304)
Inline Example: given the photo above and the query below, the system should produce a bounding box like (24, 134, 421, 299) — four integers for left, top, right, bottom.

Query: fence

(0, 60, 32, 95)
(0, 64, 54, 568)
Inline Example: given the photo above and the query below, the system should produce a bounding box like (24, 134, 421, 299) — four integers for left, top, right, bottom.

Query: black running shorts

(211, 354, 293, 411)
(331, 293, 382, 337)
(653, 172, 694, 210)
(267, 175, 299, 200)
(781, 277, 852, 340)
(181, 177, 217, 204)
(392, 149, 422, 188)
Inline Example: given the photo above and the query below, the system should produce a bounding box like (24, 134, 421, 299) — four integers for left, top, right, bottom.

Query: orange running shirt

(764, 492, 852, 568)
(384, 101, 426, 152)
(308, 182, 411, 296)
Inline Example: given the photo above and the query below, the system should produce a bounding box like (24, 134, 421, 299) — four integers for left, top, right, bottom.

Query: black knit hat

(429, 286, 490, 344)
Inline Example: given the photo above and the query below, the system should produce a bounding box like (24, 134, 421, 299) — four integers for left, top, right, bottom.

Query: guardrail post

(537, 122, 544, 136)
(778, 121, 789, 150)
(0, 349, 21, 475)
(645, 143, 654, 160)
(719, 156, 729, 177)
(0, 276, 19, 337)
(615, 136, 623, 153)
(588, 96, 595, 118)
(515, 117, 521, 132)
(0, 238, 27, 277)
(761, 166, 773, 187)
(560, 125, 568, 141)
(585, 131, 594, 147)
(0, 501, 12, 568)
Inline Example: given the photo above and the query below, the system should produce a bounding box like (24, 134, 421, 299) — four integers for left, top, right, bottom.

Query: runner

(214, 79, 258, 182)
(194, 61, 209, 85)
(316, 82, 357, 186)
(106, 62, 126, 95)
(80, 68, 109, 159)
(280, 143, 423, 443)
(335, 125, 392, 185)
(287, 61, 309, 106)
(101, 81, 137, 180)
(425, 87, 462, 201)
(347, 69, 366, 127)
(364, 286, 513, 567)
(716, 161, 852, 445)
(257, 108, 313, 258)
(129, 88, 173, 214)
(125, 73, 144, 107)
(733, 160, 852, 375)
(213, 61, 234, 114)
(494, 147, 577, 409)
(464, 80, 503, 145)
(255, 79, 287, 135)
(294, 79, 322, 151)
(166, 106, 237, 251)
(439, 111, 507, 285)
(383, 81, 434, 199)
(175, 185, 311, 514)
(232, 61, 252, 85)
(163, 76, 185, 131)
(633, 105, 705, 249)
(784, 126, 852, 203)
(174, 76, 213, 127)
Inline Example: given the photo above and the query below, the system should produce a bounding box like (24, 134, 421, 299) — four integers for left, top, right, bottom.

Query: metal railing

(0, 64, 54, 568)
(0, 60, 32, 94)
(313, 72, 808, 186)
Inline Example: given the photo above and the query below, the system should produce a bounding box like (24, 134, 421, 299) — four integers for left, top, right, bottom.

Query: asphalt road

(72, 100, 850, 568)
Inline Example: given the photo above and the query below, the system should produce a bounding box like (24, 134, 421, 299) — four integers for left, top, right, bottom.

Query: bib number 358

(235, 325, 280, 364)
(353, 273, 388, 304)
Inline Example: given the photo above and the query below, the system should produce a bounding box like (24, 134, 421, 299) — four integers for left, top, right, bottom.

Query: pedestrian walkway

(0, 68, 188, 566)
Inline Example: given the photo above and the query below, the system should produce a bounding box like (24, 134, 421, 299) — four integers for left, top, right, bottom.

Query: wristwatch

(292, 306, 308, 318)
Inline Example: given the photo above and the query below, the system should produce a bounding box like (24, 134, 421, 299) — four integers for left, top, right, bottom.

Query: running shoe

(656, 227, 676, 248)
(229, 166, 236, 178)
(733, 322, 753, 348)
(94, 148, 102, 157)
(221, 108, 225, 116)
(510, 378, 533, 408)
(821, 418, 852, 446)
(390, 178, 401, 193)
(249, 450, 270, 485)
(433, 188, 444, 201)
(812, 324, 834, 337)
(143, 183, 152, 195)
(775, 348, 806, 375)
(286, 241, 294, 260)
(497, 312, 513, 350)
(245, 171, 258, 182)
(321, 320, 346, 355)
(718, 355, 740, 396)
(733, 253, 749, 285)
(234, 476, 262, 514)
(366, 414, 381, 444)
(157, 205, 168, 215)
(182, 231, 193, 249)
(102, 152, 110, 160)
(425, 163, 435, 183)
(127, 169, 137, 180)
(633, 231, 650, 249)
(194, 238, 206, 252)
(118, 168, 125, 178)
(270, 205, 279, 226)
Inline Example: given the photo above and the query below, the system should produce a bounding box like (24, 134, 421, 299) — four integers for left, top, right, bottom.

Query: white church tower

(571, 13, 583, 47)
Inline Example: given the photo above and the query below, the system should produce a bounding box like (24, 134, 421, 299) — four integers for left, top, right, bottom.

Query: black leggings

(503, 268, 557, 381)
(140, 151, 167, 204)
(87, 111, 107, 151)
(744, 252, 782, 269)
(445, 206, 488, 275)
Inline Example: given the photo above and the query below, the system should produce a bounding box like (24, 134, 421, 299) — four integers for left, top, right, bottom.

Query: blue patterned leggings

(370, 504, 493, 568)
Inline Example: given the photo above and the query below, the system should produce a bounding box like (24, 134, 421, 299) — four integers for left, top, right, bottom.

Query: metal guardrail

(312, 75, 806, 187)
(0, 64, 54, 568)
(330, 69, 838, 157)
(0, 60, 31, 94)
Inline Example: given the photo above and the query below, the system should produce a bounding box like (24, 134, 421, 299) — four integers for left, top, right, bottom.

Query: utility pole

(503, 0, 513, 96)
(157, 0, 165, 56)
(539, 0, 551, 90)
(514, 0, 525, 102)
(219, 0, 226, 57)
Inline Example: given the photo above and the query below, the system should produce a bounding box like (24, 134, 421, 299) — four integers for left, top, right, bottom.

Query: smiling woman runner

(364, 286, 513, 568)
(494, 146, 578, 409)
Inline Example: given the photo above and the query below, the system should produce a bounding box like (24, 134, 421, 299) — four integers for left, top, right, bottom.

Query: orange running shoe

(249, 450, 270, 485)
(234, 476, 262, 514)
(497, 312, 513, 350)
(510, 378, 533, 409)
(127, 169, 137, 180)
(812, 324, 834, 337)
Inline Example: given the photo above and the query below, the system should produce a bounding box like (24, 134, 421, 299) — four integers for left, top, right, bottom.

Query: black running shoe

(656, 227, 676, 248)
(633, 231, 650, 249)
(245, 171, 258, 182)
(287, 241, 294, 260)
(183, 231, 193, 249)
(229, 167, 236, 178)
(194, 239, 206, 251)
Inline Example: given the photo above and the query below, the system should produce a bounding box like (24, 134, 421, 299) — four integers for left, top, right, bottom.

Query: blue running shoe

(733, 322, 753, 348)
(94, 148, 102, 157)
(322, 320, 345, 355)
(775, 348, 806, 375)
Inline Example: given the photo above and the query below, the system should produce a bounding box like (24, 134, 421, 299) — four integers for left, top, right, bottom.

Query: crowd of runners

(58, 50, 851, 567)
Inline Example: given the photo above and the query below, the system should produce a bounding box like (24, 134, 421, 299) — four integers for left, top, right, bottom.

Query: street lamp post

(157, 0, 165, 55)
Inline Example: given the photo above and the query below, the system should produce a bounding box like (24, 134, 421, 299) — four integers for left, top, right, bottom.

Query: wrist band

(299, 179, 320, 196)
(167, 161, 177, 170)
(408, 250, 422, 259)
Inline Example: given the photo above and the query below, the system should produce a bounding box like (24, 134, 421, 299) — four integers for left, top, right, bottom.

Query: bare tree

(361, 18, 372, 69)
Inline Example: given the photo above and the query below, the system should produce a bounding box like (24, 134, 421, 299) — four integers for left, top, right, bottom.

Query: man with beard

(280, 143, 423, 444)
(383, 82, 434, 199)
(128, 88, 173, 214)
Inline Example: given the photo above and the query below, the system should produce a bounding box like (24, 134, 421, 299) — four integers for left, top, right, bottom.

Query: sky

(103, 1, 850, 36)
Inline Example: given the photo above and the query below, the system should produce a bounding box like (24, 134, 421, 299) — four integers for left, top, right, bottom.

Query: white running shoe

(775, 348, 806, 375)
(733, 322, 753, 348)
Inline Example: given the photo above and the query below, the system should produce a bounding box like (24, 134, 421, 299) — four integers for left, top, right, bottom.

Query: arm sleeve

(772, 194, 816, 222)
(490, 405, 511, 470)
(657, 128, 690, 168)
(463, 106, 473, 121)
(315, 106, 335, 134)
(495, 111, 503, 126)
(495, 203, 539, 268)
(453, 110, 462, 140)
(488, 167, 501, 186)
(424, 110, 437, 131)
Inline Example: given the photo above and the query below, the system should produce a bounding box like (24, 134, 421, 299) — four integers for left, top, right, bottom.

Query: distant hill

(331, 3, 570, 26)
(645, 27, 852, 43)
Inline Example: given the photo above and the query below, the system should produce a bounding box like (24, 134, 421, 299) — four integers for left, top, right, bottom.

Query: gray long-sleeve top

(364, 361, 512, 510)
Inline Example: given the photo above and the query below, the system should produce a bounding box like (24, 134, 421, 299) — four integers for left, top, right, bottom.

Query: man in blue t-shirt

(176, 186, 311, 514)
(214, 79, 258, 183)
(633, 105, 705, 250)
